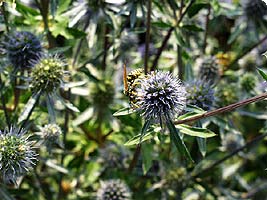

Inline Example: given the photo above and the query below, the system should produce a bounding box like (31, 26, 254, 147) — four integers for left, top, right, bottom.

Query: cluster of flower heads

(198, 56, 219, 85)
(0, 126, 37, 184)
(185, 79, 214, 110)
(96, 179, 132, 200)
(3, 31, 67, 94)
(4, 31, 43, 69)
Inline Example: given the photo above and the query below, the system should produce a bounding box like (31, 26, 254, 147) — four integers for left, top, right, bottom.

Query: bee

(123, 64, 144, 108)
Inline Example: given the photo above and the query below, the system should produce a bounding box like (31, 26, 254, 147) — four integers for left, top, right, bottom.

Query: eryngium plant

(0, 126, 37, 184)
(37, 124, 62, 150)
(30, 56, 66, 94)
(96, 179, 132, 200)
(137, 71, 186, 123)
(199, 56, 219, 85)
(4, 31, 42, 69)
(240, 73, 257, 93)
(186, 80, 214, 110)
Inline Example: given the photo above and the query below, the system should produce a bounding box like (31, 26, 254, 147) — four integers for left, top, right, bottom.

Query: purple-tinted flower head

(0, 126, 37, 184)
(137, 71, 186, 123)
(185, 79, 214, 110)
(4, 31, 42, 69)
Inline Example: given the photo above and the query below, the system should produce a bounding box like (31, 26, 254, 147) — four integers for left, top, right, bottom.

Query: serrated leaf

(165, 114, 193, 163)
(113, 107, 137, 116)
(176, 124, 216, 138)
(257, 68, 267, 81)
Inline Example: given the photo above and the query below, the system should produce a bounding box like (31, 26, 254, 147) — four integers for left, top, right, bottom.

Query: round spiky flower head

(4, 31, 42, 69)
(186, 80, 214, 110)
(137, 71, 186, 123)
(38, 124, 62, 147)
(96, 179, 132, 200)
(215, 82, 239, 107)
(240, 73, 257, 93)
(30, 56, 66, 94)
(244, 0, 267, 24)
(199, 56, 219, 85)
(0, 126, 37, 184)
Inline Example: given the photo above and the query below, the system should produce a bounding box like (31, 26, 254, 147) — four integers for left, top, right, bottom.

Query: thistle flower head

(186, 80, 214, 110)
(97, 179, 132, 200)
(30, 56, 66, 94)
(4, 31, 42, 69)
(198, 56, 219, 85)
(240, 73, 257, 93)
(0, 126, 37, 184)
(215, 82, 239, 107)
(244, 0, 267, 23)
(91, 79, 115, 108)
(39, 124, 62, 145)
(137, 71, 186, 123)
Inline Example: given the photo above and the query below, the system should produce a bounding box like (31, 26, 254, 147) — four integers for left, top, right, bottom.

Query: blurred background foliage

(1, 0, 267, 199)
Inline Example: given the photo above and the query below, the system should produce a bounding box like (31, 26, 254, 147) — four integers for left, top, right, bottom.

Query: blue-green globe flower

(0, 126, 37, 184)
(186, 80, 215, 110)
(30, 56, 66, 94)
(97, 179, 132, 200)
(240, 73, 257, 93)
(137, 71, 186, 123)
(198, 56, 219, 85)
(4, 31, 42, 69)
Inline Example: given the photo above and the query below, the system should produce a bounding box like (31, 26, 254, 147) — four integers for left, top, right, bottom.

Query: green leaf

(182, 24, 204, 32)
(142, 144, 153, 174)
(257, 68, 267, 81)
(15, 1, 39, 16)
(178, 111, 206, 121)
(0, 186, 15, 200)
(176, 124, 216, 138)
(184, 104, 206, 113)
(130, 3, 137, 28)
(50, 0, 59, 18)
(165, 115, 193, 163)
(152, 21, 172, 29)
(73, 107, 94, 126)
(113, 107, 137, 116)
(187, 3, 209, 18)
(174, 29, 187, 47)
(197, 137, 207, 157)
(66, 28, 87, 38)
(18, 92, 40, 123)
(124, 132, 152, 146)
(227, 23, 245, 45)
(125, 120, 152, 146)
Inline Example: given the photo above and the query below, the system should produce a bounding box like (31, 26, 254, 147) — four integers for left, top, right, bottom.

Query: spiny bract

(0, 126, 37, 184)
(96, 179, 132, 200)
(137, 71, 186, 123)
(186, 79, 214, 110)
(4, 31, 42, 69)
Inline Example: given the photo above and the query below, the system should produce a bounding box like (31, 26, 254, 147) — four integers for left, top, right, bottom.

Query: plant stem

(150, 0, 195, 71)
(128, 143, 142, 173)
(57, 89, 71, 200)
(191, 132, 267, 178)
(0, 75, 10, 129)
(202, 4, 210, 54)
(1, 2, 9, 33)
(174, 93, 267, 125)
(229, 35, 267, 67)
(102, 25, 109, 71)
(144, 0, 152, 75)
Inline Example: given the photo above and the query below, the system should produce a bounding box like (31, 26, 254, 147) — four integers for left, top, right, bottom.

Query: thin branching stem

(144, 0, 152, 75)
(0, 75, 10, 129)
(191, 132, 267, 178)
(174, 93, 267, 125)
(150, 0, 195, 71)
